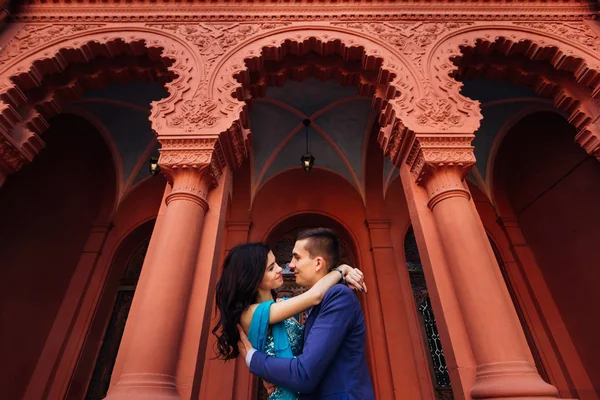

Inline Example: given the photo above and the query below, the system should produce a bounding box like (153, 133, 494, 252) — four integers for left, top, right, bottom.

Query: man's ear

(315, 256, 326, 273)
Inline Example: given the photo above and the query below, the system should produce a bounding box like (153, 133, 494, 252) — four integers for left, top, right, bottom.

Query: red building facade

(0, 1, 599, 399)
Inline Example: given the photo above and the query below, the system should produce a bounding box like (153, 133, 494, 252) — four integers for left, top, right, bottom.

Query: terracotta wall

(494, 111, 600, 395)
(0, 115, 117, 399)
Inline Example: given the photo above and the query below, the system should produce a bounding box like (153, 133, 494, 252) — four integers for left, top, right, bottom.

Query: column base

(103, 373, 180, 400)
(471, 361, 560, 399)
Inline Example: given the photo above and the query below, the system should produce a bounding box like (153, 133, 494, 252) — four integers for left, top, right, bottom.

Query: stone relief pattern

(334, 21, 480, 132)
(0, 24, 104, 68)
(333, 22, 472, 75)
(384, 121, 406, 165)
(227, 121, 248, 169)
(0, 24, 196, 132)
(159, 149, 213, 166)
(425, 21, 600, 135)
(414, 87, 468, 131)
(158, 138, 217, 167)
(158, 138, 227, 185)
(406, 136, 475, 182)
(149, 23, 288, 132)
(513, 22, 600, 53)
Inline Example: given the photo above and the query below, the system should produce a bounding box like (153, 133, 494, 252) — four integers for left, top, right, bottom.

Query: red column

(105, 139, 223, 400)
(408, 136, 559, 399)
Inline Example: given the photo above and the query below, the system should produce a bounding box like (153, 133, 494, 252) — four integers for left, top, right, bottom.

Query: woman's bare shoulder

(240, 304, 258, 331)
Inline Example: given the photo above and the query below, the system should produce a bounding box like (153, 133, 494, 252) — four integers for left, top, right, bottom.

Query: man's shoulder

(323, 283, 355, 302)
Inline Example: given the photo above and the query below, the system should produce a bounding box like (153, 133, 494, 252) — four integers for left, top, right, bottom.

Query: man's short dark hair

(296, 227, 341, 270)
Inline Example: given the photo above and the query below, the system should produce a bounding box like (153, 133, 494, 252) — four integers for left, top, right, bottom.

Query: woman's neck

(256, 288, 274, 303)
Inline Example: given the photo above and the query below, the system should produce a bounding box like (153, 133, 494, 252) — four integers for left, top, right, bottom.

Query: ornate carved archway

(0, 25, 198, 177)
(426, 22, 600, 159)
(202, 24, 425, 172)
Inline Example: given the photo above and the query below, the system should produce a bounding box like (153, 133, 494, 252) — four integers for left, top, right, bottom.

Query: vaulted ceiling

(248, 79, 376, 193)
(68, 75, 551, 202)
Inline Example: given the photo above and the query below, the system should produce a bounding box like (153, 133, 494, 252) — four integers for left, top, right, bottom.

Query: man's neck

(306, 272, 329, 289)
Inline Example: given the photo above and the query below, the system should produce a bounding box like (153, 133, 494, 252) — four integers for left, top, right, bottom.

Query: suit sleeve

(249, 285, 356, 393)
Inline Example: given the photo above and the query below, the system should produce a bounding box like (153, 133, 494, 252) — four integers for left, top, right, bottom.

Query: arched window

(85, 237, 150, 400)
(405, 226, 452, 398)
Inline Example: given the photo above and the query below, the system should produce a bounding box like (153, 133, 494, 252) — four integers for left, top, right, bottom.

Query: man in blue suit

(238, 228, 375, 400)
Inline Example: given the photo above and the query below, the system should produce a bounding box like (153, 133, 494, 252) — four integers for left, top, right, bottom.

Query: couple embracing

(213, 228, 375, 400)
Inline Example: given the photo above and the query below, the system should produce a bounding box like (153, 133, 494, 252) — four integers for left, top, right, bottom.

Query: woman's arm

(241, 265, 366, 329)
(266, 264, 355, 324)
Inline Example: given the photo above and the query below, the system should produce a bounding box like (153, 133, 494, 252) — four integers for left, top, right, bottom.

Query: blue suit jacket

(250, 284, 375, 400)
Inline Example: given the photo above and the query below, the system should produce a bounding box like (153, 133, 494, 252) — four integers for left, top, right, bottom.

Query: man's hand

(237, 325, 253, 360)
(263, 381, 276, 395)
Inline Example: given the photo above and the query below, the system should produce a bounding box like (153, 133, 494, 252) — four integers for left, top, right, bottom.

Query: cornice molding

(12, 1, 599, 22)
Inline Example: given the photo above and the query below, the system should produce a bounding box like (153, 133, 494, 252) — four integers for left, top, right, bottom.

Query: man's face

(289, 238, 323, 287)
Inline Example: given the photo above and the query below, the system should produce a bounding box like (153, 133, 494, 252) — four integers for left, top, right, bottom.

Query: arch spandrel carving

(424, 22, 600, 141)
(146, 22, 291, 136)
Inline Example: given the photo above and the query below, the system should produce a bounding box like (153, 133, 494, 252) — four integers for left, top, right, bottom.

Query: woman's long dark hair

(212, 242, 271, 360)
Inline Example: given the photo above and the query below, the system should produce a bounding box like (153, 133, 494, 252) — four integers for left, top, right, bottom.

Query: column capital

(158, 137, 227, 210)
(406, 135, 476, 209)
(158, 136, 226, 181)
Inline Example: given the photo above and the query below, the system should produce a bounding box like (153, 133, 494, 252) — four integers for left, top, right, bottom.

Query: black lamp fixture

(300, 118, 315, 172)
(149, 156, 160, 176)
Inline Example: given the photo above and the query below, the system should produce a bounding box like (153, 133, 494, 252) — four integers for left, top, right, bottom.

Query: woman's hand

(340, 265, 367, 293)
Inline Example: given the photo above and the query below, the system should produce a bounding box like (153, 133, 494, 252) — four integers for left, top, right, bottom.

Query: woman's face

(258, 251, 284, 290)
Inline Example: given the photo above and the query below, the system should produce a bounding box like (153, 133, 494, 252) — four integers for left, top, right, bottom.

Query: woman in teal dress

(212, 243, 365, 400)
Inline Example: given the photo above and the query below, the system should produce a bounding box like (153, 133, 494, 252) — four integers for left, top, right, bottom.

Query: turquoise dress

(248, 300, 304, 400)
(264, 318, 304, 400)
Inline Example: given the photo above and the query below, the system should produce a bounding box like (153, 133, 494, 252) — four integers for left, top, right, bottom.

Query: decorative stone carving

(425, 22, 600, 155)
(10, 1, 599, 24)
(513, 22, 600, 52)
(149, 22, 288, 134)
(415, 93, 464, 130)
(150, 23, 286, 64)
(383, 120, 407, 166)
(0, 25, 199, 177)
(425, 22, 600, 135)
(334, 22, 482, 132)
(406, 135, 476, 186)
(333, 22, 472, 73)
(158, 137, 227, 189)
(0, 24, 105, 67)
(167, 98, 219, 131)
(0, 132, 29, 172)
(223, 121, 249, 169)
